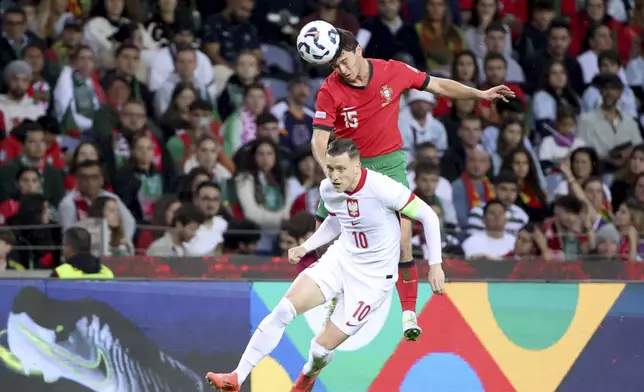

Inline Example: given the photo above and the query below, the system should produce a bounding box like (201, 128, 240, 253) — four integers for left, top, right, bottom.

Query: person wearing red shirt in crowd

(569, 0, 623, 56)
(0, 167, 41, 225)
(617, 0, 644, 64)
(310, 28, 514, 342)
(542, 195, 595, 260)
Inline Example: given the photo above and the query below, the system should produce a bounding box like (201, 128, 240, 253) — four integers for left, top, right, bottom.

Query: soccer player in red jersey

(311, 28, 515, 342)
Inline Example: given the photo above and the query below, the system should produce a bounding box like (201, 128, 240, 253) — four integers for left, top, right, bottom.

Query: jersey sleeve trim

(315, 215, 325, 222)
(401, 194, 416, 211)
(328, 211, 336, 216)
(420, 74, 431, 91)
(313, 125, 334, 132)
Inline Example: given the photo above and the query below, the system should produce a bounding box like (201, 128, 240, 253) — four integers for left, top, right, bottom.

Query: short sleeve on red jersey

(392, 60, 431, 91)
(313, 86, 336, 132)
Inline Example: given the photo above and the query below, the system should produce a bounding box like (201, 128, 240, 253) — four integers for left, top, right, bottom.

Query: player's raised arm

(425, 76, 516, 102)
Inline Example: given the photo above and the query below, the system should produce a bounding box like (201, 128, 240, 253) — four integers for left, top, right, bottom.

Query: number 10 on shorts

(347, 301, 371, 327)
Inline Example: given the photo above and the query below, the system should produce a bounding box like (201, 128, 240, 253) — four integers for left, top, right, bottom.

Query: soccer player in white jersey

(205, 139, 445, 392)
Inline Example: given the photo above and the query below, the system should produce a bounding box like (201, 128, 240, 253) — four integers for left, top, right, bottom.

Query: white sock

(233, 298, 296, 385)
(302, 339, 334, 377)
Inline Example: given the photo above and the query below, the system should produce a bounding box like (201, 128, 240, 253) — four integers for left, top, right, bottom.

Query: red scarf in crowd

(520, 185, 543, 208)
(73, 191, 91, 220)
(462, 173, 495, 209)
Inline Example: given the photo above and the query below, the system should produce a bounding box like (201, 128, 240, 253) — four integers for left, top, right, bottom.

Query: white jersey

(320, 168, 413, 274)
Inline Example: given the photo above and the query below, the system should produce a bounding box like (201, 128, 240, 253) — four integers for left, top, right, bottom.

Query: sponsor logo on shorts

(315, 111, 326, 119)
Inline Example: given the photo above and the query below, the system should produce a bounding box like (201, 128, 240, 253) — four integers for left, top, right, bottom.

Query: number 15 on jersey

(341, 111, 358, 128)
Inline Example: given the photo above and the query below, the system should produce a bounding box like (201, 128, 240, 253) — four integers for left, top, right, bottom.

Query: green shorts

(316, 149, 409, 220)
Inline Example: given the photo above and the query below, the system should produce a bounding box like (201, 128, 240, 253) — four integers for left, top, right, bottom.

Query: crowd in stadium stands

(0, 0, 643, 273)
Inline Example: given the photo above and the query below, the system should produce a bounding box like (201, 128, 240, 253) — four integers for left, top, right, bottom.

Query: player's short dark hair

(256, 112, 278, 127)
(494, 171, 518, 186)
(0, 229, 15, 246)
(326, 139, 360, 160)
(244, 83, 266, 98)
(331, 28, 359, 63)
(553, 195, 583, 214)
(483, 199, 506, 215)
(415, 160, 440, 177)
(484, 52, 507, 68)
(598, 50, 620, 67)
(63, 227, 93, 253)
(115, 43, 139, 57)
(485, 21, 506, 36)
(172, 203, 206, 227)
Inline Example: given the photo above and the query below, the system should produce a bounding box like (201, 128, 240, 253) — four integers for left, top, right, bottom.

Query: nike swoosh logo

(19, 323, 112, 385)
(343, 106, 357, 111)
(351, 222, 358, 226)
(345, 321, 360, 327)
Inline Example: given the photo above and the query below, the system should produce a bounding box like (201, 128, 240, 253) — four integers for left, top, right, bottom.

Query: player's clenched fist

(288, 246, 308, 264)
(428, 264, 445, 295)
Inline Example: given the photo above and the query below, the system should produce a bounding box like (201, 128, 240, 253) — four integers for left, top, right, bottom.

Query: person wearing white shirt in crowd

(399, 90, 448, 162)
(184, 181, 229, 256)
(577, 24, 627, 85)
(538, 106, 586, 164)
(582, 51, 637, 118)
(462, 199, 517, 259)
(467, 172, 529, 235)
(0, 61, 45, 132)
(406, 142, 453, 204)
(147, 203, 206, 256)
(147, 24, 214, 93)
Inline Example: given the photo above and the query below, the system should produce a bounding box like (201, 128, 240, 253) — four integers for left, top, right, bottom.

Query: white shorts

(302, 244, 396, 336)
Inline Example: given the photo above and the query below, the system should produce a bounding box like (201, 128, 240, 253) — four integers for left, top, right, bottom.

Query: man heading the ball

(311, 28, 514, 342)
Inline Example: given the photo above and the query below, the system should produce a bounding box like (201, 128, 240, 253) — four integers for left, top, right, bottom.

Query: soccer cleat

(205, 372, 240, 391)
(290, 371, 318, 392)
(402, 310, 422, 342)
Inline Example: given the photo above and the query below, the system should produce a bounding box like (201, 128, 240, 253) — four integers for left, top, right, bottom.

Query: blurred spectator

(182, 135, 233, 183)
(514, 0, 556, 68)
(361, 0, 424, 70)
(145, 0, 192, 46)
(222, 83, 269, 157)
(153, 44, 217, 117)
(452, 146, 494, 228)
(461, 199, 517, 259)
(438, 96, 478, 145)
(0, 60, 46, 132)
(615, 0, 644, 63)
(577, 24, 625, 85)
(0, 6, 45, 77)
(43, 17, 83, 82)
(408, 142, 453, 206)
(500, 147, 549, 221)
(542, 195, 592, 260)
(270, 75, 314, 153)
(440, 114, 482, 182)
(134, 194, 181, 252)
(0, 121, 64, 205)
(202, 0, 260, 68)
(412, 160, 457, 224)
(112, 134, 170, 223)
(634, 173, 644, 203)
(539, 106, 586, 165)
(577, 74, 642, 163)
(300, 0, 360, 38)
(0, 229, 23, 271)
(87, 195, 135, 256)
(505, 223, 548, 259)
(615, 200, 643, 260)
(35, 0, 73, 42)
(477, 22, 524, 83)
(102, 43, 154, 115)
(490, 119, 529, 175)
(223, 218, 261, 254)
(282, 212, 317, 272)
(611, 144, 644, 209)
(177, 166, 212, 202)
(463, 0, 512, 59)
(158, 82, 197, 139)
(53, 45, 105, 144)
(21, 43, 51, 111)
(94, 73, 132, 128)
(468, 171, 528, 234)
(184, 181, 229, 255)
(9, 193, 58, 269)
(217, 49, 262, 121)
(570, 0, 623, 57)
(478, 53, 526, 124)
(555, 147, 612, 200)
(63, 141, 101, 191)
(592, 223, 622, 260)
(432, 51, 478, 115)
(52, 226, 114, 278)
(58, 159, 135, 238)
(423, 199, 461, 255)
(148, 22, 213, 92)
(582, 52, 636, 117)
(234, 112, 293, 175)
(290, 147, 325, 217)
(399, 90, 447, 161)
(146, 202, 205, 256)
(0, 166, 40, 224)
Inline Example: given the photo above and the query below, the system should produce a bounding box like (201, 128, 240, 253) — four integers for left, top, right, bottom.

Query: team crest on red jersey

(347, 199, 360, 218)
(380, 85, 393, 107)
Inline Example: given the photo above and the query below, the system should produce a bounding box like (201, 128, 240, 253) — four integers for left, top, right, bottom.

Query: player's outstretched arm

(302, 215, 341, 253)
(425, 77, 516, 102)
(400, 196, 446, 295)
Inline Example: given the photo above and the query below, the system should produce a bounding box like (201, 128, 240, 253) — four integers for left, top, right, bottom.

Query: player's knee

(263, 298, 297, 328)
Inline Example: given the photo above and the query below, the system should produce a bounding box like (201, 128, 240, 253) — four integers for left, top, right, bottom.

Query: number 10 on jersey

(341, 111, 358, 128)
(352, 231, 368, 248)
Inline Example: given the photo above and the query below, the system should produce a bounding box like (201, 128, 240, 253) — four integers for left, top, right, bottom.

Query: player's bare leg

(206, 274, 326, 391)
(397, 217, 421, 341)
(291, 317, 349, 391)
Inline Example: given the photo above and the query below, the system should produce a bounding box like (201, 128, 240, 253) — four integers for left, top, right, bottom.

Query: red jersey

(313, 59, 430, 158)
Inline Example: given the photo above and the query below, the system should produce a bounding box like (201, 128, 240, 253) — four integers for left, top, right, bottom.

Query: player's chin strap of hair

(399, 196, 443, 266)
(302, 215, 342, 253)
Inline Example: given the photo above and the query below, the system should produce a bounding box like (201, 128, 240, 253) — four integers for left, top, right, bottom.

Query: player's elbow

(426, 77, 447, 96)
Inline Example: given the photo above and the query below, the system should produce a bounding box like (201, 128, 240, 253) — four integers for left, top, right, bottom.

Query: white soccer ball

(296, 20, 340, 65)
